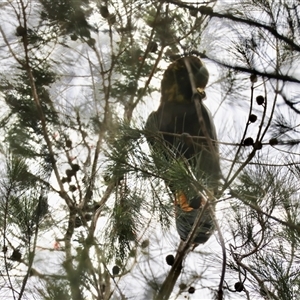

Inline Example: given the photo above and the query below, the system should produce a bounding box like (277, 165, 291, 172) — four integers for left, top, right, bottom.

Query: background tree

(0, 0, 299, 300)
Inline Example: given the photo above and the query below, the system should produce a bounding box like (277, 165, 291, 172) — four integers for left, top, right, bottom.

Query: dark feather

(146, 56, 220, 244)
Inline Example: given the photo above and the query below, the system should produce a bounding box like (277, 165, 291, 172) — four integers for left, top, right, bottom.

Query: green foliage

(104, 122, 182, 260)
(2, 63, 58, 136)
(109, 192, 142, 260)
(40, 0, 93, 38)
(228, 161, 300, 298)
(0, 154, 48, 243)
(40, 280, 71, 300)
(1, 0, 300, 299)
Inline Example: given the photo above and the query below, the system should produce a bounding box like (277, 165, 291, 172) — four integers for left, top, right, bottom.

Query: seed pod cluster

(269, 138, 278, 146)
(249, 114, 257, 123)
(165, 254, 175, 266)
(253, 141, 262, 150)
(66, 168, 75, 178)
(16, 26, 26, 37)
(234, 281, 244, 292)
(199, 6, 213, 15)
(112, 265, 120, 275)
(250, 74, 258, 83)
(100, 6, 109, 18)
(63, 163, 80, 184)
(141, 239, 149, 248)
(189, 8, 198, 17)
(256, 95, 265, 105)
(70, 34, 78, 41)
(71, 164, 80, 172)
(10, 249, 22, 261)
(66, 139, 72, 148)
(244, 137, 254, 146)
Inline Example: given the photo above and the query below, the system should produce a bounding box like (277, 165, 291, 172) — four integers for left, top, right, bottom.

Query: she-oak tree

(0, 0, 300, 299)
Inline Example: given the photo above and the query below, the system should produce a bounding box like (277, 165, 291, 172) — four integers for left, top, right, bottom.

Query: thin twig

(183, 57, 219, 162)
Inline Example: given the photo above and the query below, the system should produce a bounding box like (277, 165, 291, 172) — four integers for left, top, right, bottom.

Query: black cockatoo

(146, 56, 220, 244)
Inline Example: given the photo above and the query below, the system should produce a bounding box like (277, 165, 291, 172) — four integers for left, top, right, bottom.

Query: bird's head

(160, 56, 209, 103)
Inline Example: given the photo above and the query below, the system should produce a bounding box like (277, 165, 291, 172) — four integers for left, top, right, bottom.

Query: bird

(145, 55, 220, 244)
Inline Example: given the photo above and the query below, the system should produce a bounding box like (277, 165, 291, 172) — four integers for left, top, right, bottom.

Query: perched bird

(146, 55, 220, 244)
